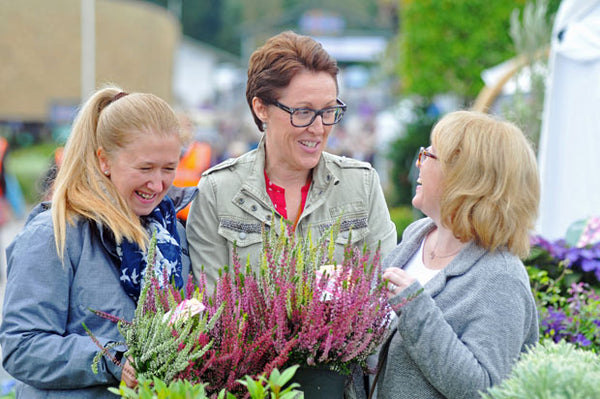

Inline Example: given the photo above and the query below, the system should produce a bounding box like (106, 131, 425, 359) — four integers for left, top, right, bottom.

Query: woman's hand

(121, 357, 138, 388)
(383, 267, 416, 297)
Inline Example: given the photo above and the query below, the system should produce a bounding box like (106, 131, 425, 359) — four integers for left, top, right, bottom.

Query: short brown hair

(245, 31, 339, 131)
(432, 111, 540, 258)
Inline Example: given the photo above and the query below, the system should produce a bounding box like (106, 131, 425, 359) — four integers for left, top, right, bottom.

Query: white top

(404, 238, 441, 286)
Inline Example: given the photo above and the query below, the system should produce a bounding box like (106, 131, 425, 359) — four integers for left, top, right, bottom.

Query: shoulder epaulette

(201, 157, 238, 176)
(325, 152, 372, 170)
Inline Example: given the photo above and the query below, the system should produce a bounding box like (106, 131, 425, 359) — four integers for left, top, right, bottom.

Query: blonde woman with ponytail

(0, 85, 196, 399)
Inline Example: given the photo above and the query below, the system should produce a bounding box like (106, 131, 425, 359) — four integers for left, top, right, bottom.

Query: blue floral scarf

(117, 197, 183, 302)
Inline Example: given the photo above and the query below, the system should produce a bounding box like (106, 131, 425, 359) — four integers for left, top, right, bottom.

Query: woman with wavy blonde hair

(373, 110, 540, 399)
(0, 85, 196, 398)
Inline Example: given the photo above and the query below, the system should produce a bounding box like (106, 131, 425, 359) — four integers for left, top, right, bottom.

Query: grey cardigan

(0, 187, 196, 399)
(376, 218, 538, 399)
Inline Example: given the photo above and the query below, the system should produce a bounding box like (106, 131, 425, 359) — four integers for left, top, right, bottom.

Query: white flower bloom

(162, 298, 206, 325)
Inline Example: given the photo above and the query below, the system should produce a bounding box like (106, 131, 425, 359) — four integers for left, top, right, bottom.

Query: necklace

(430, 246, 462, 260)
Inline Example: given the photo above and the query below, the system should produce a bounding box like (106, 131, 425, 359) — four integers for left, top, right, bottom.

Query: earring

(262, 121, 267, 131)
(103, 170, 110, 176)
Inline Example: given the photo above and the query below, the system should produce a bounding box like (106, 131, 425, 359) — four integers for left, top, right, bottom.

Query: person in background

(0, 85, 196, 398)
(186, 30, 397, 290)
(373, 110, 540, 399)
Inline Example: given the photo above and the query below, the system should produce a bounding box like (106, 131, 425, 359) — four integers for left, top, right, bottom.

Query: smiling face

(98, 131, 181, 216)
(412, 146, 444, 220)
(254, 70, 338, 176)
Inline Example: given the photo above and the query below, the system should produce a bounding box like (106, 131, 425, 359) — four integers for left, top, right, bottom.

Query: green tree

(397, 0, 529, 103)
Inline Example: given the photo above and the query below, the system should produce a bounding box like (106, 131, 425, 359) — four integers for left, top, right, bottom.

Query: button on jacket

(0, 187, 196, 399)
(187, 139, 397, 290)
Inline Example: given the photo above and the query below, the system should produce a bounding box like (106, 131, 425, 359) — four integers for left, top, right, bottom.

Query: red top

(264, 170, 311, 228)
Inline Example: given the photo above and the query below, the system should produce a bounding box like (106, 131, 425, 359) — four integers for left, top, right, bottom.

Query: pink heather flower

(163, 298, 206, 325)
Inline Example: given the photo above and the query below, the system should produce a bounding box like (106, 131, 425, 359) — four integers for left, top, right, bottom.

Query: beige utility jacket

(186, 139, 397, 290)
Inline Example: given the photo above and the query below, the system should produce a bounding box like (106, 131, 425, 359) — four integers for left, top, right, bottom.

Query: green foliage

(5, 142, 57, 204)
(108, 376, 210, 398)
(108, 366, 304, 399)
(528, 260, 600, 353)
(481, 340, 600, 399)
(389, 205, 416, 241)
(237, 365, 302, 399)
(386, 101, 437, 206)
(398, 0, 528, 101)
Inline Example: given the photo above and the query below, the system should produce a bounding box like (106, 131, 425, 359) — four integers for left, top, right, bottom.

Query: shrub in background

(527, 243, 600, 352)
(527, 235, 600, 289)
(481, 339, 600, 399)
(389, 205, 417, 242)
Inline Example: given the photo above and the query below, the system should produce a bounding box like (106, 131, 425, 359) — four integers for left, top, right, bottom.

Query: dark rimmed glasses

(271, 99, 347, 128)
(417, 147, 438, 167)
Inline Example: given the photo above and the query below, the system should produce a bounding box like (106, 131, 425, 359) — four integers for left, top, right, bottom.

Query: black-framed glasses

(272, 99, 347, 127)
(417, 146, 438, 168)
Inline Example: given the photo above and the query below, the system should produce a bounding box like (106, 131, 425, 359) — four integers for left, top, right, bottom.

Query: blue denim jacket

(0, 187, 196, 398)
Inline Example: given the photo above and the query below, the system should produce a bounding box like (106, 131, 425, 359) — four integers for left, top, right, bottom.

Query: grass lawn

(6, 142, 58, 205)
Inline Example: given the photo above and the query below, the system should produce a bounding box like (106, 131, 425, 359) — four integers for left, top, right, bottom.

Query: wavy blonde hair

(51, 85, 181, 260)
(432, 110, 539, 258)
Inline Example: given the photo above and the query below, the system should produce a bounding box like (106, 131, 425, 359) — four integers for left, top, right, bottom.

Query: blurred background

(0, 0, 562, 238)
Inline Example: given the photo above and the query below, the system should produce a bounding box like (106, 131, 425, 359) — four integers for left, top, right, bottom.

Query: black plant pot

(292, 366, 346, 398)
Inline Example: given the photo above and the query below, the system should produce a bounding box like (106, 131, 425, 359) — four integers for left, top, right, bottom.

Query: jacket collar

(235, 136, 339, 220)
(386, 218, 487, 297)
(167, 185, 198, 213)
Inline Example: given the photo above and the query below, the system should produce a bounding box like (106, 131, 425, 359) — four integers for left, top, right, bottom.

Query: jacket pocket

(217, 217, 265, 248)
(317, 202, 370, 246)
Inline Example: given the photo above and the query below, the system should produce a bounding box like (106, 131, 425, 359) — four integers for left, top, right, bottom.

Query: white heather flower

(163, 298, 206, 325)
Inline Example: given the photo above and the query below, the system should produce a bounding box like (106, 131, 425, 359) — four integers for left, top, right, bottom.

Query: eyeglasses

(271, 99, 347, 128)
(417, 147, 438, 167)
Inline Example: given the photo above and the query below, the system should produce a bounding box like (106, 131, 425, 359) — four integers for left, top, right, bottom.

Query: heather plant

(86, 231, 224, 383)
(480, 339, 600, 399)
(252, 220, 392, 374)
(177, 255, 298, 396)
(88, 221, 392, 397)
(179, 219, 392, 395)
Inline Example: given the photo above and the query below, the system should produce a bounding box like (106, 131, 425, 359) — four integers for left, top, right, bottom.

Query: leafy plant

(538, 281, 600, 352)
(108, 366, 303, 399)
(481, 339, 600, 399)
(527, 253, 600, 352)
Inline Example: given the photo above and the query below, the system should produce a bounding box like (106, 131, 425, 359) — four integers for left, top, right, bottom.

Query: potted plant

(90, 221, 393, 398)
